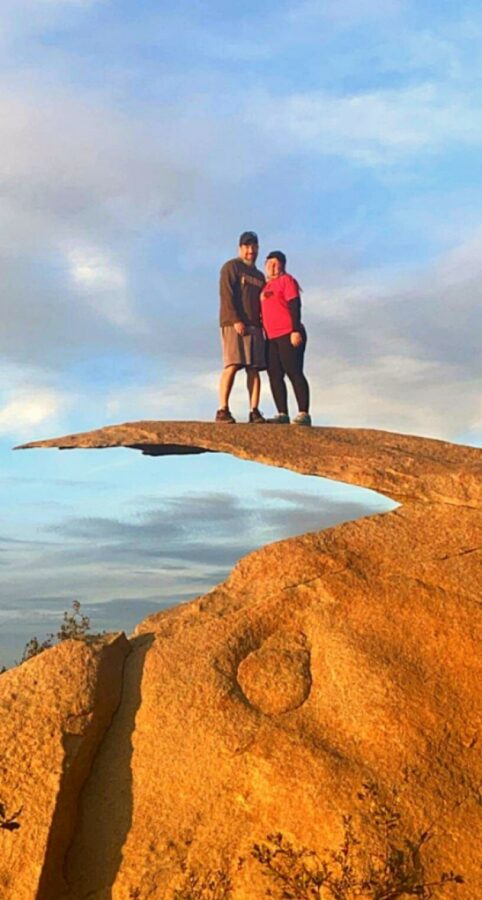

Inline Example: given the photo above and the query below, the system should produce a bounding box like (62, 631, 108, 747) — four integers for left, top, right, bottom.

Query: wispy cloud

(249, 83, 482, 166)
(66, 244, 145, 330)
(0, 388, 65, 435)
(0, 358, 72, 439)
(104, 370, 220, 421)
(1, 487, 390, 591)
(0, 86, 195, 242)
(286, 0, 405, 24)
(301, 227, 482, 438)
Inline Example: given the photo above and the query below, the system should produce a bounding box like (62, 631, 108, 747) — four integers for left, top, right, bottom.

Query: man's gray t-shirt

(219, 258, 265, 327)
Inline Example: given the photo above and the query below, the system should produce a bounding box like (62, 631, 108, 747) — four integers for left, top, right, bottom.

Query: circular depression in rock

(237, 632, 312, 716)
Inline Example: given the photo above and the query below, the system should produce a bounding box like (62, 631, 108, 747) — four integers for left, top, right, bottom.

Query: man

(216, 231, 266, 424)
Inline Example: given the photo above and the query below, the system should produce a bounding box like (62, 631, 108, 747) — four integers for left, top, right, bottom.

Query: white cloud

(0, 85, 197, 246)
(0, 386, 68, 436)
(0, 83, 208, 367)
(0, 0, 100, 24)
(298, 228, 482, 440)
(287, 0, 404, 26)
(437, 226, 482, 280)
(68, 248, 126, 292)
(105, 370, 220, 422)
(306, 351, 473, 438)
(35, 0, 99, 5)
(66, 245, 145, 330)
(249, 83, 482, 165)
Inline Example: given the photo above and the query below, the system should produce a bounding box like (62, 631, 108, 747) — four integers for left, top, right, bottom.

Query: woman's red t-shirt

(260, 273, 300, 339)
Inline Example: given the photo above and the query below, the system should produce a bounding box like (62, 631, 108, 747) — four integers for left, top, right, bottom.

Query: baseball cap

(239, 231, 258, 246)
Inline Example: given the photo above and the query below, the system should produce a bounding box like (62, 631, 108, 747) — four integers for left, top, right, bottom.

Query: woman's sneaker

(215, 408, 236, 424)
(248, 408, 266, 424)
(268, 413, 290, 424)
(292, 412, 312, 426)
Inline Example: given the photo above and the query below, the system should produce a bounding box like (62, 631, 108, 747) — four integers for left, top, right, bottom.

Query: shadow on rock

(62, 633, 154, 899)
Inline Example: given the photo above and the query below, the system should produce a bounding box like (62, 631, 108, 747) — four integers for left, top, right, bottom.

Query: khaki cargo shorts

(220, 325, 266, 370)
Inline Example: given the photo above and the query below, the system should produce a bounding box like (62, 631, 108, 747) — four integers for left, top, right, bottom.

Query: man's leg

(246, 367, 260, 410)
(219, 365, 239, 409)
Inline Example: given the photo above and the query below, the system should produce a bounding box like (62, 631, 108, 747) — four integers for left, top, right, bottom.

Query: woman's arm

(288, 296, 302, 332)
(288, 295, 304, 346)
(284, 275, 304, 345)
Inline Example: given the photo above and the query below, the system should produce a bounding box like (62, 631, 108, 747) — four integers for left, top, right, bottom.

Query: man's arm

(219, 261, 245, 326)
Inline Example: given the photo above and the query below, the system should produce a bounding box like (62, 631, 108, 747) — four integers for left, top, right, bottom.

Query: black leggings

(266, 333, 310, 414)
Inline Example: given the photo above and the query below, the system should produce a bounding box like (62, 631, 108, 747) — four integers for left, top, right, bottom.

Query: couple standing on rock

(216, 231, 311, 426)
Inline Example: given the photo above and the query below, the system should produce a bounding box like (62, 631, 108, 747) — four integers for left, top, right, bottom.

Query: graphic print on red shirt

(261, 273, 300, 339)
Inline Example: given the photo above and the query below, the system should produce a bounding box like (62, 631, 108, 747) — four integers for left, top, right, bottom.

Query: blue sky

(0, 0, 480, 664)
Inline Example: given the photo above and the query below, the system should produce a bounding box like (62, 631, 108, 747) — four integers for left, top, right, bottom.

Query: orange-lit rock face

(0, 634, 130, 900)
(1, 423, 480, 898)
(237, 631, 312, 716)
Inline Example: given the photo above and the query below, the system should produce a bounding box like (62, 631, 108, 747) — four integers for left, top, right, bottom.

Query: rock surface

(3, 423, 481, 898)
(236, 631, 312, 716)
(0, 633, 130, 900)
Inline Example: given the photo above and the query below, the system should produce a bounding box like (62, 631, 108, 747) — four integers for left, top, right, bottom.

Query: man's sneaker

(248, 408, 266, 424)
(291, 412, 312, 427)
(215, 408, 236, 424)
(268, 413, 290, 424)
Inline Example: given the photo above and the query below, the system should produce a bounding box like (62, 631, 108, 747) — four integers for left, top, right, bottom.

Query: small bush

(252, 781, 464, 899)
(0, 801, 21, 832)
(20, 634, 54, 663)
(57, 600, 91, 642)
(19, 601, 92, 664)
(173, 867, 233, 899)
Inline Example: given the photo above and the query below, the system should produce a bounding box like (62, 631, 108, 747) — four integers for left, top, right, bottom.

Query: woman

(261, 250, 311, 425)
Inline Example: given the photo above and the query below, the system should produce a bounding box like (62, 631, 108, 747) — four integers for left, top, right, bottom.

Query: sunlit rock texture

(1, 423, 480, 898)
